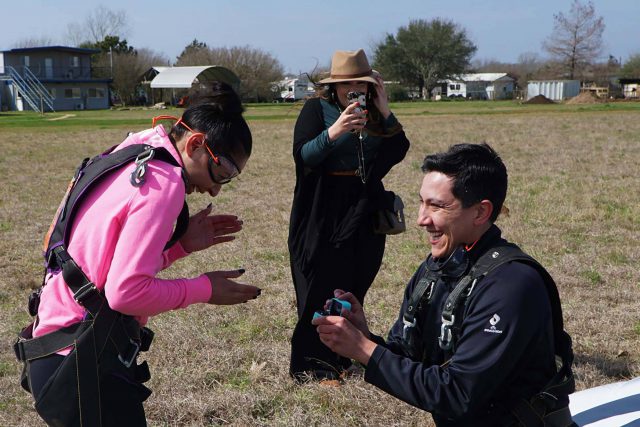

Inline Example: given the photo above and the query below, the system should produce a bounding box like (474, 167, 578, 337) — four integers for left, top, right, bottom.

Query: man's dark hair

(421, 143, 507, 222)
(172, 81, 252, 159)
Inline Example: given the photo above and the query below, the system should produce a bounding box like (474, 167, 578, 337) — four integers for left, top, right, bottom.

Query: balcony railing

(7, 65, 111, 80)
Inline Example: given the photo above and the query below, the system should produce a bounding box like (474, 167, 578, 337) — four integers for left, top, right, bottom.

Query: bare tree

(89, 39, 167, 105)
(176, 44, 284, 102)
(543, 0, 605, 79)
(112, 48, 168, 105)
(12, 37, 57, 48)
(65, 5, 129, 46)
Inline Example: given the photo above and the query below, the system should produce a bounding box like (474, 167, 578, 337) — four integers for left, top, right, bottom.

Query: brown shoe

(318, 378, 342, 387)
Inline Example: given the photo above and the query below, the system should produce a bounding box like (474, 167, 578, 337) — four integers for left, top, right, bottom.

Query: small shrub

(386, 84, 410, 102)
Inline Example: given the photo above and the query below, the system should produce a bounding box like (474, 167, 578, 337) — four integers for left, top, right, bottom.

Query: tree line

(12, 1, 640, 104)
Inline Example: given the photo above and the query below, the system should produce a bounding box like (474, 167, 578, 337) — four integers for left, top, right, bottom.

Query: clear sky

(1, 0, 638, 75)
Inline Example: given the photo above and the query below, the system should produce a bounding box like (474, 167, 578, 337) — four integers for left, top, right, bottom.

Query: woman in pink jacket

(20, 82, 260, 426)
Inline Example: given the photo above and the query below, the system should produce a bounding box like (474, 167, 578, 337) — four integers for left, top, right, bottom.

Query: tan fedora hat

(318, 49, 378, 85)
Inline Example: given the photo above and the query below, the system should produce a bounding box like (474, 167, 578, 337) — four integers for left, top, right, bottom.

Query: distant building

(436, 73, 515, 100)
(527, 80, 580, 101)
(139, 65, 241, 106)
(619, 78, 640, 99)
(273, 75, 315, 102)
(0, 46, 111, 112)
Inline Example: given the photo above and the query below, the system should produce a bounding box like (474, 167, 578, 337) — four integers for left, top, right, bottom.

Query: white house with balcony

(0, 46, 112, 112)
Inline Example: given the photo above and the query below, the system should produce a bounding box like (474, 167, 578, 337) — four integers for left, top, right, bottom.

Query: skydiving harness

(14, 144, 189, 427)
(401, 244, 575, 427)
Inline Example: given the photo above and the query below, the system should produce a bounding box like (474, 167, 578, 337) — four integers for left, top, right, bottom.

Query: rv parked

(274, 76, 314, 102)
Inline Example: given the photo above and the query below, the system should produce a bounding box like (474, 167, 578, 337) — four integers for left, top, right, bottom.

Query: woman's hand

(372, 73, 391, 119)
(206, 269, 261, 305)
(327, 102, 368, 141)
(179, 204, 243, 253)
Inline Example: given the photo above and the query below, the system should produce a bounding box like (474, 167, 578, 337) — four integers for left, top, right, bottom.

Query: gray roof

(149, 66, 239, 90)
(2, 46, 99, 54)
(448, 73, 513, 83)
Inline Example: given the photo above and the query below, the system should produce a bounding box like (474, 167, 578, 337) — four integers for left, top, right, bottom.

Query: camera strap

(356, 131, 367, 183)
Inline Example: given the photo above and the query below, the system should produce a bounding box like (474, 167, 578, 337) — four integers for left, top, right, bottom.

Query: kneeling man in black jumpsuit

(313, 143, 576, 427)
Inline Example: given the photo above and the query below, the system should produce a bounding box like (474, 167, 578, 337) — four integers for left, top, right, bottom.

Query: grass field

(1, 100, 639, 426)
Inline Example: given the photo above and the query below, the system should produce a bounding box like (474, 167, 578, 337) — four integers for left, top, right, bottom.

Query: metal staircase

(5, 66, 55, 112)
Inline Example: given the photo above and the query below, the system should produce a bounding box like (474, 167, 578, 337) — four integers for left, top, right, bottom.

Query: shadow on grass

(574, 353, 636, 380)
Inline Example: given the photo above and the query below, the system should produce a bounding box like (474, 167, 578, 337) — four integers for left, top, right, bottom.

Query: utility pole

(109, 46, 113, 78)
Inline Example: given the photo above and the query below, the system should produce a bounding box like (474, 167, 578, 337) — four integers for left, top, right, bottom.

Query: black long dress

(288, 98, 410, 378)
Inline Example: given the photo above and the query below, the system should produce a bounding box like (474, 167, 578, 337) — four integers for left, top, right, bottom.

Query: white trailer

(276, 76, 314, 102)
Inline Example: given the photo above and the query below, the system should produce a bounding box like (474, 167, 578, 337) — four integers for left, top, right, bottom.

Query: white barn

(527, 80, 580, 101)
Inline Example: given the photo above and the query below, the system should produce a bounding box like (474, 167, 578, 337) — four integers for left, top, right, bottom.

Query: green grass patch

(580, 269, 604, 286)
(2, 100, 640, 129)
(0, 360, 15, 377)
(250, 396, 284, 421)
(607, 251, 630, 265)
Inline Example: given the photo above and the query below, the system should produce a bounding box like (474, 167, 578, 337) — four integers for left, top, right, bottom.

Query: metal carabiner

(439, 315, 455, 350)
(402, 317, 417, 340)
(130, 147, 155, 187)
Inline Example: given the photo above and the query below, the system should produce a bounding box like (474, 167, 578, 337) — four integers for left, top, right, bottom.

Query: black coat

(365, 226, 565, 426)
(287, 98, 410, 276)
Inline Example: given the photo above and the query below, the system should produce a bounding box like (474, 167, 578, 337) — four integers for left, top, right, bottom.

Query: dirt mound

(566, 91, 603, 104)
(525, 94, 555, 104)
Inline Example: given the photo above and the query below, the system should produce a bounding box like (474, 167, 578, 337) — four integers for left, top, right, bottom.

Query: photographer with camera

(312, 143, 576, 426)
(288, 49, 410, 381)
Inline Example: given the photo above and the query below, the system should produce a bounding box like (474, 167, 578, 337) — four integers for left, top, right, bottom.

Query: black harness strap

(439, 245, 525, 352)
(437, 244, 575, 426)
(46, 145, 188, 272)
(14, 322, 90, 362)
(402, 264, 436, 337)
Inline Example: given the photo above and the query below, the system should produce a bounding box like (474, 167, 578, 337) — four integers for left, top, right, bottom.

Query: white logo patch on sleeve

(484, 313, 503, 334)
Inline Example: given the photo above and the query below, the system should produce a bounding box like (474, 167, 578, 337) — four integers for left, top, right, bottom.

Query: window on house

(24, 56, 30, 67)
(71, 56, 79, 67)
(64, 88, 81, 99)
(449, 84, 455, 90)
(88, 88, 105, 98)
(456, 84, 461, 90)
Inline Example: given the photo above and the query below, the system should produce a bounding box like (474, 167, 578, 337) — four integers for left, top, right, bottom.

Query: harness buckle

(13, 339, 26, 362)
(464, 278, 479, 297)
(130, 147, 155, 187)
(402, 317, 417, 340)
(439, 315, 455, 351)
(73, 282, 99, 304)
(118, 339, 141, 368)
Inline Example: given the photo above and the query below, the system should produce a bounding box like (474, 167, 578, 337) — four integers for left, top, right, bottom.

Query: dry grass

(0, 103, 639, 426)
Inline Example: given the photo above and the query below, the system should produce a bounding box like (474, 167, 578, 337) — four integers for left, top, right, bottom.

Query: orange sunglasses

(152, 115, 240, 184)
